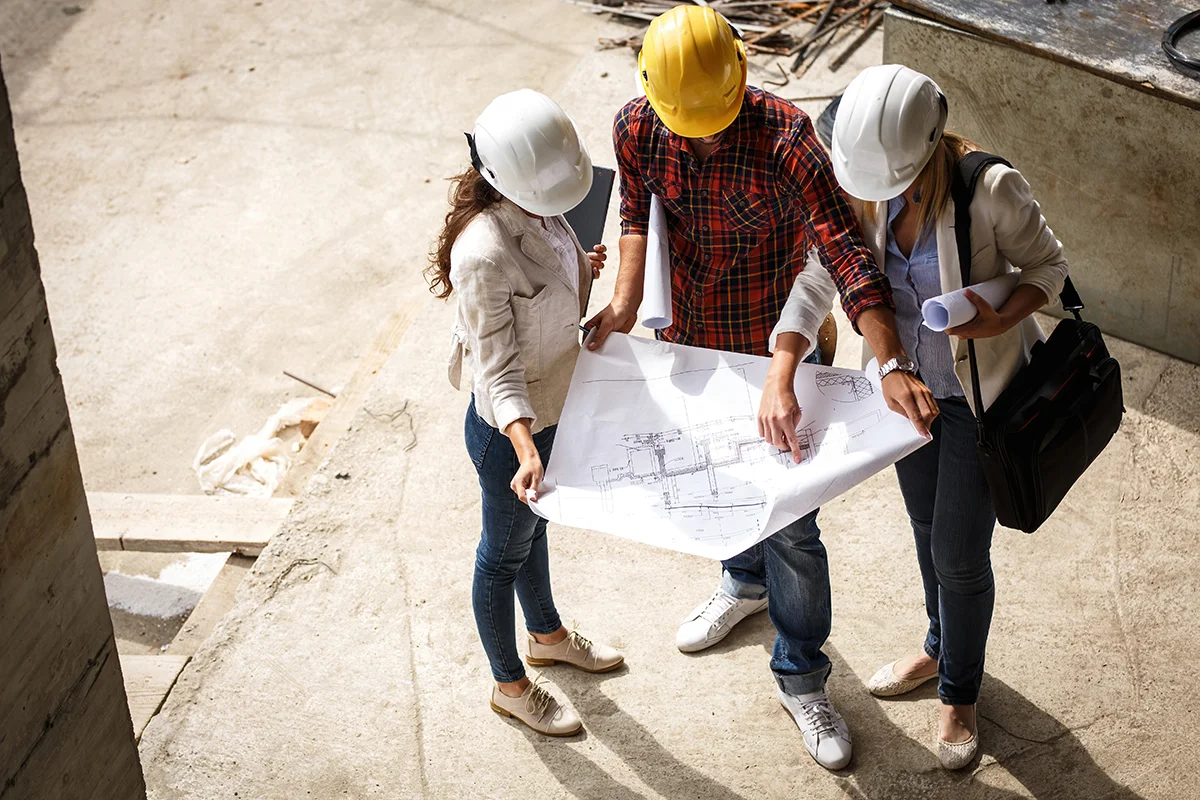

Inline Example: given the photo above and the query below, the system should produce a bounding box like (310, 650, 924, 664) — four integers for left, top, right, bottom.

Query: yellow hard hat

(639, 6, 748, 139)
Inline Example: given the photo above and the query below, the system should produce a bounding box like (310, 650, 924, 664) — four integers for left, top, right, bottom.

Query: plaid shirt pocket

(723, 189, 779, 231)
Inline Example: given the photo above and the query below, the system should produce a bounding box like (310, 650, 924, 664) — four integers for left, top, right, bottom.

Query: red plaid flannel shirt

(614, 87, 893, 356)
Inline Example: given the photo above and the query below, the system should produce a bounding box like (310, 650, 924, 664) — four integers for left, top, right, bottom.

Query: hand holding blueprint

(640, 196, 672, 330)
(922, 273, 1019, 331)
(529, 334, 929, 560)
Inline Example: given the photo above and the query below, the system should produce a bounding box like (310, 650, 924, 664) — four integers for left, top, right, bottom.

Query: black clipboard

(564, 166, 616, 253)
(563, 165, 616, 319)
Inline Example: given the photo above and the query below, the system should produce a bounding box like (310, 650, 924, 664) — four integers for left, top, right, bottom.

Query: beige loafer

(937, 731, 978, 770)
(526, 629, 624, 673)
(489, 674, 581, 737)
(867, 660, 938, 697)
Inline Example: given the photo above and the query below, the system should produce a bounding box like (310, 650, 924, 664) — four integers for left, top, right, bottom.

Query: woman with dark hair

(428, 89, 621, 737)
(829, 65, 1069, 769)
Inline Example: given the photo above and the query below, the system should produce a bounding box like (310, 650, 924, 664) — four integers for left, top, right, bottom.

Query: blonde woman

(828, 65, 1068, 768)
(427, 90, 622, 737)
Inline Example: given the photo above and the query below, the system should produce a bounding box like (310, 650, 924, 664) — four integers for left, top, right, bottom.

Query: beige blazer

(448, 198, 591, 434)
(857, 164, 1069, 412)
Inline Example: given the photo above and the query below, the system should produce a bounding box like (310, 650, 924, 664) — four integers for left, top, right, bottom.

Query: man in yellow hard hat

(584, 5, 938, 771)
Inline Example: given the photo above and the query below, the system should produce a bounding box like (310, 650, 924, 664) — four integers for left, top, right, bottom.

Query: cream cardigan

(448, 199, 590, 434)
(855, 164, 1069, 412)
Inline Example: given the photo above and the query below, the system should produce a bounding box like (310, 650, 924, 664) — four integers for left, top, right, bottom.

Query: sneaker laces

(697, 589, 738, 624)
(524, 675, 555, 720)
(799, 696, 839, 736)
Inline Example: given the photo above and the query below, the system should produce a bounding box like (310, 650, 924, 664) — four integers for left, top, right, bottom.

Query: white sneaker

(676, 586, 768, 653)
(777, 687, 853, 770)
(490, 674, 581, 737)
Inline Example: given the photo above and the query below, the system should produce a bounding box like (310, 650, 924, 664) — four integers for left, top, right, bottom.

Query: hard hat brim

(831, 153, 920, 202)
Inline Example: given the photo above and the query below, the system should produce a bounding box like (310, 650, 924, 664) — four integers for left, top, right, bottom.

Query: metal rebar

(283, 370, 338, 398)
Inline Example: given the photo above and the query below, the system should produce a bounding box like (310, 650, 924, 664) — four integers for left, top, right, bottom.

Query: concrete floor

(138, 282, 1200, 798)
(138, 9, 1200, 799)
(6, 0, 1199, 797)
(4, 0, 603, 495)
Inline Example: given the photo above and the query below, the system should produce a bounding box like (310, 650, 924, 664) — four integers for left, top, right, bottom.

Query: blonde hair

(864, 131, 979, 233)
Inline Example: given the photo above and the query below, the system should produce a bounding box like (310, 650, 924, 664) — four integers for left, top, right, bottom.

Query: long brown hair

(863, 131, 979, 233)
(425, 166, 503, 299)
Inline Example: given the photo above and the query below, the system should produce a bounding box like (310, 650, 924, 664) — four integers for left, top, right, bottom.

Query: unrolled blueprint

(529, 334, 930, 560)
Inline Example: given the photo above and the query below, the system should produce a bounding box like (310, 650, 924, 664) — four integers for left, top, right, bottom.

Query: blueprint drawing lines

(531, 334, 930, 560)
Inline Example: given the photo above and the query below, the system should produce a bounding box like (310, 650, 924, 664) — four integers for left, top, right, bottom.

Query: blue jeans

(722, 511, 831, 695)
(893, 395, 996, 705)
(721, 350, 831, 695)
(466, 398, 563, 684)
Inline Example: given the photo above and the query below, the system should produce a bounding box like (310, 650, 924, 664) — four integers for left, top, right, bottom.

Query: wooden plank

(88, 492, 293, 556)
(891, 0, 1200, 111)
(273, 302, 419, 498)
(168, 553, 256, 656)
(119, 654, 189, 740)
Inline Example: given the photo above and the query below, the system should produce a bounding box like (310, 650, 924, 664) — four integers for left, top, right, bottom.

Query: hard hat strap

(464, 132, 488, 179)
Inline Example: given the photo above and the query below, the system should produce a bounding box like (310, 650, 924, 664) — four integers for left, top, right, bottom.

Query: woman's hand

(504, 418, 543, 504)
(510, 453, 544, 504)
(588, 244, 607, 279)
(946, 284, 1050, 340)
(759, 377, 804, 463)
(945, 289, 1016, 339)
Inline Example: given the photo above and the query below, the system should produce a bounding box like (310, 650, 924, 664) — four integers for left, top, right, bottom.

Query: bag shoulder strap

(950, 151, 1084, 420)
(950, 152, 1002, 420)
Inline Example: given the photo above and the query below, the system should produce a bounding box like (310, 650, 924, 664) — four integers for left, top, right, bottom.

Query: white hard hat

(830, 64, 948, 201)
(469, 90, 593, 217)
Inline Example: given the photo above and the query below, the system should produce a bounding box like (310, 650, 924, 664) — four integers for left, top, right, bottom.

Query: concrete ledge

(90, 492, 293, 556)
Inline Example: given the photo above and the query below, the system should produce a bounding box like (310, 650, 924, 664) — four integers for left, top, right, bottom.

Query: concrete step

(90, 492, 293, 556)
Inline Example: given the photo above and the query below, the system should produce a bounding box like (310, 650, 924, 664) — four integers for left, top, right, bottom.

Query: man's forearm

(856, 306, 907, 365)
(614, 234, 648, 308)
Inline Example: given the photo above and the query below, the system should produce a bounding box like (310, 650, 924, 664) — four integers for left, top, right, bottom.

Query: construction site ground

(3, 0, 1198, 797)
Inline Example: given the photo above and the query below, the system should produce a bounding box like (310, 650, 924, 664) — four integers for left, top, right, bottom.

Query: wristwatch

(878, 355, 917, 381)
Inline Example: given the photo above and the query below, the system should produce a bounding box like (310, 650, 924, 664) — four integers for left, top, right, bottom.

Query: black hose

(1163, 9, 1200, 81)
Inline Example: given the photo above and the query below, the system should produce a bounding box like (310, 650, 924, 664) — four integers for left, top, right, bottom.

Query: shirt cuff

(845, 297, 893, 335)
(620, 219, 649, 236)
(1016, 270, 1065, 309)
(769, 321, 821, 359)
(492, 396, 537, 435)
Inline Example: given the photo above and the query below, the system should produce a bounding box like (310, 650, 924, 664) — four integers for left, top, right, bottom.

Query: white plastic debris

(194, 398, 315, 496)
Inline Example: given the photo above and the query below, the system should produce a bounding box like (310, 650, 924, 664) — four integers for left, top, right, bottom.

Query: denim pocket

(464, 403, 496, 470)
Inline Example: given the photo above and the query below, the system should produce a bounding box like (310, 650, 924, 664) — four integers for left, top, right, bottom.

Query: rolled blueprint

(641, 195, 672, 330)
(921, 273, 1020, 331)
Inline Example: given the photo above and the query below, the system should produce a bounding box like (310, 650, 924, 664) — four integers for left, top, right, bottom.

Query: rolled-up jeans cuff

(938, 690, 978, 706)
(923, 639, 939, 660)
(720, 569, 767, 601)
(775, 663, 832, 696)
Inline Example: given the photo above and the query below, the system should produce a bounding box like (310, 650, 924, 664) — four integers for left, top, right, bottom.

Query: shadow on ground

(528, 619, 1144, 800)
(0, 0, 86, 103)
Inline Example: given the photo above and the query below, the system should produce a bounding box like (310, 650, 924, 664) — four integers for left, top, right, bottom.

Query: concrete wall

(884, 10, 1200, 365)
(0, 57, 145, 799)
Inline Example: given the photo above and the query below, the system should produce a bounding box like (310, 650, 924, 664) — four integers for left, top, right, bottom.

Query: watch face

(898, 356, 916, 372)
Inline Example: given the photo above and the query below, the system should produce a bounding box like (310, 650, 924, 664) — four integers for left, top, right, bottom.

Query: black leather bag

(952, 152, 1124, 533)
